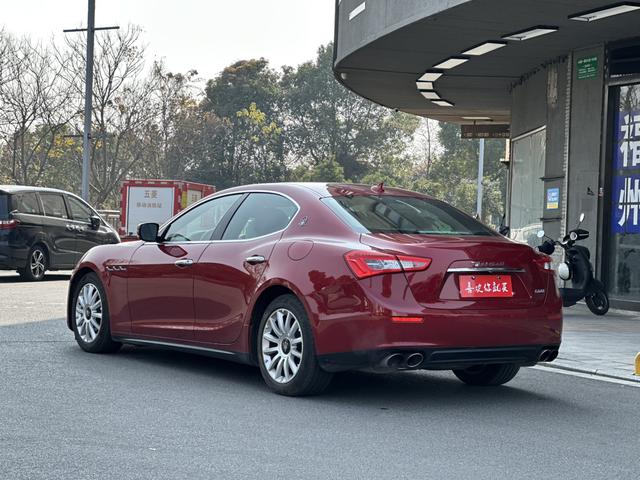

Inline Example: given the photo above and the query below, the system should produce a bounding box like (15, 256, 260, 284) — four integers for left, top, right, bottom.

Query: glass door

(509, 128, 546, 247)
(608, 82, 640, 301)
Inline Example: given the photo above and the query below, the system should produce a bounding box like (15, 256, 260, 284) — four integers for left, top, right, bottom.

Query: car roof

(217, 182, 433, 199)
(0, 185, 74, 195)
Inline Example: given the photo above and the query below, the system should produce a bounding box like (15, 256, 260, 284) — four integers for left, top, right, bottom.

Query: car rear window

(322, 195, 495, 236)
(0, 194, 9, 220)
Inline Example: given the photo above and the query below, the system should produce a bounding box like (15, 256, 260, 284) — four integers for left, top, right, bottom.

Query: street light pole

(63, 1, 118, 202)
(81, 0, 96, 202)
(476, 138, 485, 219)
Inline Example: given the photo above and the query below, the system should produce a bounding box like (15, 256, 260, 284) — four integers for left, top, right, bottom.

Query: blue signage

(612, 110, 640, 233)
(615, 110, 640, 170)
(546, 188, 559, 210)
(612, 175, 640, 233)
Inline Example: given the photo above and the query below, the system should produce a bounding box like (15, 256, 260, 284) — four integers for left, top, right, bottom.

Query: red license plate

(459, 275, 513, 298)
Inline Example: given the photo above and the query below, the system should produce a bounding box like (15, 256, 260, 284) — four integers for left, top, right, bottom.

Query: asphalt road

(1, 271, 639, 479)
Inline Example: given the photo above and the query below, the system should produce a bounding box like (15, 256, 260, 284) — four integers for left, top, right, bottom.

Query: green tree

(293, 156, 345, 182)
(282, 44, 419, 181)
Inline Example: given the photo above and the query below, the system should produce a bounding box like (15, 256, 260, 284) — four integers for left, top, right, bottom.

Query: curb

(544, 362, 640, 384)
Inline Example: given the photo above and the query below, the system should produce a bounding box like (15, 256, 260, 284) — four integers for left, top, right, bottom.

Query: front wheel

(257, 294, 333, 396)
(453, 363, 520, 386)
(586, 289, 609, 316)
(72, 272, 121, 353)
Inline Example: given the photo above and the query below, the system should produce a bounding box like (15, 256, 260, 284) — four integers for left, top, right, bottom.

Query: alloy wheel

(30, 250, 45, 279)
(261, 308, 303, 383)
(75, 283, 103, 343)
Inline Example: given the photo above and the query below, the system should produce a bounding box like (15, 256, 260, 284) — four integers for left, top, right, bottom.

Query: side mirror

(90, 216, 101, 230)
(498, 225, 510, 236)
(137, 222, 159, 242)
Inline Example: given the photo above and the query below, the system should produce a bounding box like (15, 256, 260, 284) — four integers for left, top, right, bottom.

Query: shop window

(509, 128, 546, 247)
(609, 83, 640, 300)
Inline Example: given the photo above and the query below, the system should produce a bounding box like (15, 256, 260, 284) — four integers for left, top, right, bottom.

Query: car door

(127, 193, 244, 341)
(38, 192, 76, 267)
(65, 195, 113, 256)
(9, 192, 43, 267)
(194, 192, 299, 345)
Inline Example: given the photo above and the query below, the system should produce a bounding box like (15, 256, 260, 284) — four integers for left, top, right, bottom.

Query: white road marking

(532, 365, 640, 388)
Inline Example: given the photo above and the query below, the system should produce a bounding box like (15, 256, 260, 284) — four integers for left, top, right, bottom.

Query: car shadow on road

(106, 344, 562, 410)
(0, 273, 71, 283)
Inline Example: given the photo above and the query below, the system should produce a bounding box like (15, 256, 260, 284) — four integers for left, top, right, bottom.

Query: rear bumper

(0, 245, 19, 269)
(317, 344, 560, 372)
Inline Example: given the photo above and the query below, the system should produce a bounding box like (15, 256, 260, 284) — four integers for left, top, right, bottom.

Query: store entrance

(607, 82, 640, 303)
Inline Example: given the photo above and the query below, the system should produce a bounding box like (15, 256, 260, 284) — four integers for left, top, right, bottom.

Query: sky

(1, 0, 335, 80)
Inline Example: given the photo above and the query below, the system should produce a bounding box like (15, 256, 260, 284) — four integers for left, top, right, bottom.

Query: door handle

(175, 258, 194, 268)
(245, 255, 266, 265)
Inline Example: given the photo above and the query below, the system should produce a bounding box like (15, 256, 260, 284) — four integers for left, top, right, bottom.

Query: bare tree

(61, 25, 156, 207)
(0, 34, 75, 185)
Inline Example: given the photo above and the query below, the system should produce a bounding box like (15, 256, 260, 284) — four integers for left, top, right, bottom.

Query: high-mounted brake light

(344, 250, 431, 279)
(0, 219, 17, 230)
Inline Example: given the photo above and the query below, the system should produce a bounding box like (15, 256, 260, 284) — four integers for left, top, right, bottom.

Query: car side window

(14, 193, 41, 215)
(222, 193, 297, 241)
(40, 193, 68, 219)
(67, 196, 94, 223)
(164, 194, 241, 242)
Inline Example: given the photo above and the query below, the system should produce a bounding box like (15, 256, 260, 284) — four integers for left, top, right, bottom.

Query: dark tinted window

(164, 194, 241, 242)
(40, 193, 68, 219)
(14, 193, 41, 215)
(222, 193, 297, 240)
(323, 195, 494, 236)
(0, 194, 8, 220)
(67, 196, 94, 222)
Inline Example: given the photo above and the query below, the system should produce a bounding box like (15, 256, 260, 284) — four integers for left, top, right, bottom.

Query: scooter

(537, 213, 609, 315)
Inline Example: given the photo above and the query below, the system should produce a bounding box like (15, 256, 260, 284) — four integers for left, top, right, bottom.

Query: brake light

(0, 219, 17, 230)
(534, 254, 554, 273)
(344, 250, 431, 279)
(391, 316, 424, 324)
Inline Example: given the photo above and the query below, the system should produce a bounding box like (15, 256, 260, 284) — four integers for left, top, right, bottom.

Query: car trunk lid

(360, 233, 549, 309)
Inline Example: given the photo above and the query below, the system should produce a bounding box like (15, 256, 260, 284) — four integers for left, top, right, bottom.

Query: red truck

(119, 179, 215, 238)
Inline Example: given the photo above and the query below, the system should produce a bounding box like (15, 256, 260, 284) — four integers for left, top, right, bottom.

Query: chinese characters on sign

(613, 111, 640, 233)
(458, 275, 513, 298)
(135, 190, 162, 209)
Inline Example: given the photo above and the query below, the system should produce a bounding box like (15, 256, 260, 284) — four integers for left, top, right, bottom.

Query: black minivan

(0, 186, 120, 281)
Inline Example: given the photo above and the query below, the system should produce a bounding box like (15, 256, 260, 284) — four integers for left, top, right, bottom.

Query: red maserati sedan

(67, 183, 562, 395)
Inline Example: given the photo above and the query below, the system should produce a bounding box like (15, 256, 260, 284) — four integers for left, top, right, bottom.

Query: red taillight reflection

(534, 254, 554, 273)
(344, 250, 431, 279)
(0, 220, 17, 230)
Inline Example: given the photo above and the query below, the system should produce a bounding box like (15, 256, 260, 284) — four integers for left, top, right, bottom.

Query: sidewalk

(551, 304, 640, 382)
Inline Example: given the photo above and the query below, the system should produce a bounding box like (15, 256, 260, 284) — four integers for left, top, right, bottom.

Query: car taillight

(534, 254, 554, 273)
(344, 250, 431, 279)
(0, 219, 17, 230)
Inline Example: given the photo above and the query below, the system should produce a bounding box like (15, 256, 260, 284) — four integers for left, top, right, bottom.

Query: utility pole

(64, 0, 118, 202)
(476, 138, 485, 219)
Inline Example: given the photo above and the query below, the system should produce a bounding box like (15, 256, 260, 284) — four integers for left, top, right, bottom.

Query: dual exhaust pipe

(538, 349, 559, 362)
(380, 352, 424, 370)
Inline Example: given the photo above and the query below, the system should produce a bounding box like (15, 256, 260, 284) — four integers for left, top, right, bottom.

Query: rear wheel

(18, 245, 47, 281)
(257, 294, 333, 396)
(586, 289, 609, 316)
(72, 272, 121, 353)
(453, 363, 520, 386)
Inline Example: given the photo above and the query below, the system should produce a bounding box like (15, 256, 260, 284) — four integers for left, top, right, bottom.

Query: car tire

(257, 294, 333, 396)
(453, 363, 520, 386)
(18, 245, 48, 281)
(71, 272, 121, 354)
